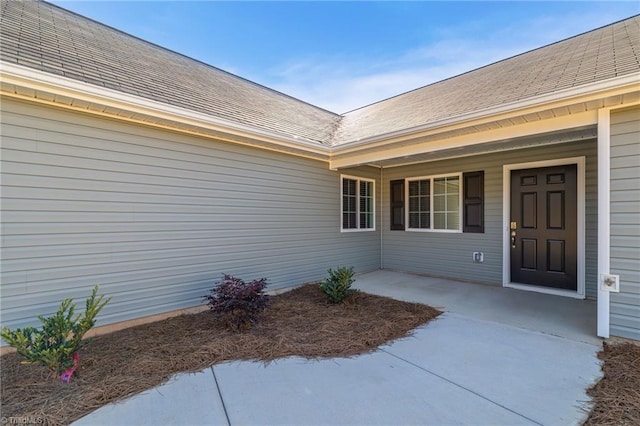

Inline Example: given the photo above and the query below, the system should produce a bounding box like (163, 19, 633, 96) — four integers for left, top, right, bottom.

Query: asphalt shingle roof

(0, 0, 341, 145)
(1, 1, 639, 147)
(336, 15, 640, 144)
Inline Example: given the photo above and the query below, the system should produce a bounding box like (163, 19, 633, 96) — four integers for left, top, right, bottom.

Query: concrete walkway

(73, 271, 603, 426)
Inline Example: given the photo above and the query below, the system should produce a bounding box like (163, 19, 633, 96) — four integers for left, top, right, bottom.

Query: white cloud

(262, 39, 528, 113)
(254, 10, 634, 113)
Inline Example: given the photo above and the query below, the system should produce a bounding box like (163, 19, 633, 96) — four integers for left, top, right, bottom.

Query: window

(433, 176, 460, 230)
(407, 174, 461, 232)
(408, 179, 430, 229)
(341, 176, 375, 231)
(404, 171, 484, 233)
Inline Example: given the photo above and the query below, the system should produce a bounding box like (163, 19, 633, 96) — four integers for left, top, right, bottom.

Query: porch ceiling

(364, 126, 597, 168)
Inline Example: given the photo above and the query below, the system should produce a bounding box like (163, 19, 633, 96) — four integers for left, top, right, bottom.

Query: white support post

(597, 108, 611, 338)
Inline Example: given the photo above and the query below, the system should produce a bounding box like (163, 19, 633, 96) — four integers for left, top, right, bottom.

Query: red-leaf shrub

(203, 275, 270, 332)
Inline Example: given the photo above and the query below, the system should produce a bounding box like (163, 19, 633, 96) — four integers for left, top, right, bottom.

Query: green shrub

(203, 274, 270, 332)
(1, 285, 110, 379)
(319, 266, 357, 303)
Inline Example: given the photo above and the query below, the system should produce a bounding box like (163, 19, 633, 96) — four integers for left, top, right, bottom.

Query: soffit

(368, 126, 598, 169)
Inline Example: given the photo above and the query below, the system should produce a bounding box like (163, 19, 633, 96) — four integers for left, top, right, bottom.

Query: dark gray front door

(510, 165, 577, 291)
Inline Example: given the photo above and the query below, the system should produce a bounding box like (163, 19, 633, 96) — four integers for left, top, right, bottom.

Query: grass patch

(1, 284, 441, 425)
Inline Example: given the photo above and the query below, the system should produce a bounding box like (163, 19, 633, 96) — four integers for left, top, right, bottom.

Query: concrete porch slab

(354, 270, 600, 345)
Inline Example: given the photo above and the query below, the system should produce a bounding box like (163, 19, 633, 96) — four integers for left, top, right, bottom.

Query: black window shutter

(463, 171, 484, 233)
(390, 179, 405, 230)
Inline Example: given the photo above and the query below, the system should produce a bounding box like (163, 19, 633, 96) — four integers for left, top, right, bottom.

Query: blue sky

(50, 1, 639, 113)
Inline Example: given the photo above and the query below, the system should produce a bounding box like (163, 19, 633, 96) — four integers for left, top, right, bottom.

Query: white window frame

(405, 173, 463, 233)
(340, 174, 376, 232)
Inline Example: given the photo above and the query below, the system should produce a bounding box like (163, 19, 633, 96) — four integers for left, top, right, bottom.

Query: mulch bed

(1, 285, 441, 426)
(584, 341, 640, 425)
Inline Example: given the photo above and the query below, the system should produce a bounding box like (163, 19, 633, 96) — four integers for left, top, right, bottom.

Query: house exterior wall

(0, 97, 381, 331)
(380, 139, 598, 297)
(609, 106, 640, 340)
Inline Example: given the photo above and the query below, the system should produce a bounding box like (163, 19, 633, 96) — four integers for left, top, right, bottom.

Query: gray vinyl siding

(609, 106, 640, 341)
(0, 98, 380, 332)
(381, 139, 598, 297)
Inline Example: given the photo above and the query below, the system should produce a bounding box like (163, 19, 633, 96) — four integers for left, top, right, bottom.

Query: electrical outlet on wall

(472, 252, 484, 263)
(600, 274, 620, 292)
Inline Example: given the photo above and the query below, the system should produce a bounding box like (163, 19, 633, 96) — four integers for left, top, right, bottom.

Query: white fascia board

(330, 109, 598, 170)
(0, 62, 331, 156)
(333, 73, 640, 152)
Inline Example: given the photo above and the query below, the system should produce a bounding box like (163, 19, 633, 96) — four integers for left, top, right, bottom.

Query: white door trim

(502, 156, 586, 299)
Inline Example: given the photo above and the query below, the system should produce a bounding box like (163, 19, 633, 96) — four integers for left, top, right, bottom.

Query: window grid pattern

(407, 175, 461, 231)
(408, 180, 430, 229)
(342, 177, 374, 231)
(433, 176, 460, 230)
(342, 178, 357, 230)
(359, 181, 374, 229)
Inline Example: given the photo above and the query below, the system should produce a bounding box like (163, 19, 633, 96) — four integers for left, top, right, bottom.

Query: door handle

(511, 230, 517, 248)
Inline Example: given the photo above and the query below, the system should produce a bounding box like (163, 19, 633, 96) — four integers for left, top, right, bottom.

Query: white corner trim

(597, 108, 611, 338)
(502, 157, 586, 299)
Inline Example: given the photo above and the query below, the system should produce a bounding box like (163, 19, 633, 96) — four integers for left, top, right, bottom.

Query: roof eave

(0, 62, 332, 159)
(332, 73, 640, 152)
(2, 62, 638, 169)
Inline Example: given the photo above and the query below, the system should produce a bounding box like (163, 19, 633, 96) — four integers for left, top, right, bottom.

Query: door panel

(510, 165, 577, 290)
